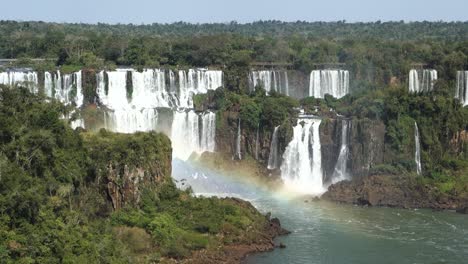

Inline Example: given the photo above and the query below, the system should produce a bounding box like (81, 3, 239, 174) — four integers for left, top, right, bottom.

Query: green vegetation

(0, 86, 274, 262)
(1, 21, 467, 93)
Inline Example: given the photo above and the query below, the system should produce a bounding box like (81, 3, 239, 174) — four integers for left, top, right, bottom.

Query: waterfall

(267, 126, 281, 170)
(199, 111, 216, 153)
(236, 119, 242, 160)
(331, 120, 350, 184)
(255, 124, 260, 160)
(414, 122, 422, 175)
(0, 70, 39, 93)
(409, 69, 437, 93)
(47, 71, 83, 107)
(249, 70, 289, 95)
(170, 110, 216, 160)
(455, 71, 468, 107)
(280, 118, 324, 195)
(309, 70, 349, 99)
(178, 69, 223, 108)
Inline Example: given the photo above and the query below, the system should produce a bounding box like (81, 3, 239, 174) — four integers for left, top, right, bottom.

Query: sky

(1, 0, 467, 24)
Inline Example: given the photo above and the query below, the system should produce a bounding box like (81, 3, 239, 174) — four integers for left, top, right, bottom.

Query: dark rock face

(323, 174, 467, 210)
(348, 119, 386, 177)
(106, 162, 170, 210)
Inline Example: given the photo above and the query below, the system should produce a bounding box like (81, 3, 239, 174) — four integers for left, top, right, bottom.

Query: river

(172, 159, 468, 264)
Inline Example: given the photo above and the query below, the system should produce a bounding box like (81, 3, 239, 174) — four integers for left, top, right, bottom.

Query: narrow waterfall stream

(236, 118, 242, 160)
(330, 119, 350, 184)
(267, 125, 280, 169)
(415, 122, 422, 175)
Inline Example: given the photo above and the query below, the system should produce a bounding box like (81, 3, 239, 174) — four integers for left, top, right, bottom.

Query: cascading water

(414, 122, 422, 175)
(330, 119, 350, 184)
(455, 71, 468, 107)
(249, 70, 289, 95)
(199, 111, 216, 153)
(171, 110, 216, 160)
(178, 69, 223, 108)
(0, 70, 39, 93)
(255, 124, 260, 160)
(44, 70, 84, 106)
(280, 118, 325, 195)
(267, 126, 281, 170)
(236, 119, 242, 160)
(309, 70, 349, 99)
(409, 69, 437, 93)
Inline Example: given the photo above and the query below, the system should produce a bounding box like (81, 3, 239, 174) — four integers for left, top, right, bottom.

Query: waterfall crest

(309, 70, 349, 99)
(249, 70, 289, 95)
(0, 70, 39, 93)
(331, 120, 350, 184)
(45, 70, 83, 106)
(267, 126, 281, 170)
(409, 69, 437, 93)
(280, 118, 325, 195)
(455, 71, 468, 107)
(414, 122, 422, 175)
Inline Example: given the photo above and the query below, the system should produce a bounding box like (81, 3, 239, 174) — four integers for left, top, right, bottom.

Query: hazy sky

(2, 0, 467, 24)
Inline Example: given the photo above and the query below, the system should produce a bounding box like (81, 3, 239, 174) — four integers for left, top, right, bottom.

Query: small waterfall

(267, 126, 281, 170)
(236, 118, 242, 160)
(255, 124, 260, 160)
(199, 111, 216, 153)
(331, 120, 350, 184)
(0, 70, 39, 93)
(409, 69, 437, 93)
(414, 122, 422, 175)
(171, 110, 200, 160)
(249, 70, 289, 95)
(280, 118, 324, 195)
(455, 71, 468, 107)
(309, 70, 349, 99)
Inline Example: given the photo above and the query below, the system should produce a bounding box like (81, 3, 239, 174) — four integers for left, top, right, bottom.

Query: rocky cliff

(83, 130, 172, 210)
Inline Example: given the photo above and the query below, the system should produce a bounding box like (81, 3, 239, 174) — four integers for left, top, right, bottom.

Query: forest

(1, 20, 468, 93)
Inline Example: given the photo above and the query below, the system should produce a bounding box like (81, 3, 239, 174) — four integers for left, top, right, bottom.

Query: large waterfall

(414, 122, 422, 175)
(95, 68, 221, 160)
(309, 70, 349, 99)
(0, 70, 39, 93)
(409, 69, 438, 93)
(330, 120, 350, 184)
(280, 118, 324, 195)
(455, 71, 468, 107)
(249, 70, 289, 95)
(44, 71, 84, 106)
(267, 126, 281, 170)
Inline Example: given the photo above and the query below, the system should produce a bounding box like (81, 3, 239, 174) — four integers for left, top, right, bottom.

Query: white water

(94, 68, 221, 160)
(255, 124, 260, 160)
(309, 70, 349, 99)
(0, 70, 39, 93)
(281, 118, 325, 195)
(249, 70, 289, 95)
(267, 126, 281, 170)
(455, 71, 468, 107)
(44, 71, 84, 106)
(414, 122, 422, 175)
(330, 119, 350, 185)
(409, 69, 437, 93)
(199, 111, 216, 153)
(236, 118, 242, 160)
